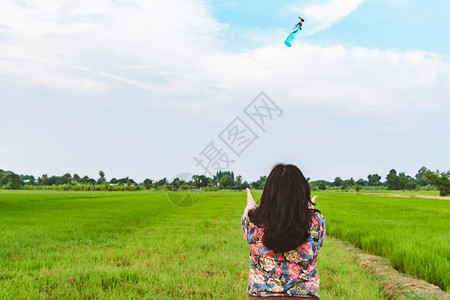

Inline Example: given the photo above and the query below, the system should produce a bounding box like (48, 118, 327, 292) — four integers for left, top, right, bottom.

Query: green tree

(158, 178, 168, 186)
(425, 170, 450, 196)
(143, 178, 153, 189)
(342, 180, 350, 190)
(348, 177, 355, 187)
(45, 176, 61, 185)
(367, 174, 381, 186)
(220, 175, 234, 189)
(60, 173, 71, 184)
(214, 170, 234, 181)
(37, 174, 48, 185)
(405, 181, 417, 191)
(2, 173, 24, 189)
(251, 176, 267, 190)
(398, 172, 414, 190)
(415, 166, 433, 186)
(342, 178, 355, 189)
(333, 177, 343, 187)
(385, 169, 402, 190)
(398, 172, 406, 188)
(356, 178, 366, 186)
(234, 175, 243, 190)
(81, 175, 91, 184)
(171, 177, 182, 189)
(27, 175, 36, 185)
(84, 176, 96, 184)
(118, 177, 129, 185)
(192, 175, 210, 188)
(311, 180, 332, 189)
(143, 178, 153, 190)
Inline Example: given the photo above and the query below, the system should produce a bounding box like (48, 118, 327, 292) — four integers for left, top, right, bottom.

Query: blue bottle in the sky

(284, 17, 304, 47)
(284, 24, 301, 47)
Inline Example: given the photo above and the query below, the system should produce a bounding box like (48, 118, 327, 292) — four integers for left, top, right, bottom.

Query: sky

(0, 0, 449, 183)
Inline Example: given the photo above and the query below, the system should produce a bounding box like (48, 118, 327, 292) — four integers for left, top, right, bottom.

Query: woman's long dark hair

(248, 163, 318, 253)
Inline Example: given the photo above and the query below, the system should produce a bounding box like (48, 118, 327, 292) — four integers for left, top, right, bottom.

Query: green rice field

(317, 191, 449, 291)
(0, 190, 448, 299)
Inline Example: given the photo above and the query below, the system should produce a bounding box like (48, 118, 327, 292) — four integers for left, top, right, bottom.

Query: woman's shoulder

(310, 210, 325, 228)
(312, 209, 325, 220)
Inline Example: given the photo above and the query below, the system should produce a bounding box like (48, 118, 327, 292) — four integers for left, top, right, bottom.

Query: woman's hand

(246, 188, 257, 209)
(243, 188, 257, 216)
(309, 195, 318, 209)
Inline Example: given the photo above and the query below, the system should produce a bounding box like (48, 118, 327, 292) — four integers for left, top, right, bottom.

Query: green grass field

(0, 190, 448, 299)
(361, 190, 443, 197)
(315, 191, 449, 291)
(0, 190, 387, 299)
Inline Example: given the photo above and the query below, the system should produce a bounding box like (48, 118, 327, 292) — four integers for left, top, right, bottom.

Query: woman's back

(240, 163, 326, 299)
(241, 209, 326, 299)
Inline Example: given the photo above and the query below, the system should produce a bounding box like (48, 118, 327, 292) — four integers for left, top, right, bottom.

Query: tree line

(0, 166, 449, 196)
(310, 166, 450, 196)
(0, 169, 268, 192)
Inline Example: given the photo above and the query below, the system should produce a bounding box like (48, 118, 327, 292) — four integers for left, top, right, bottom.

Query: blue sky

(0, 0, 449, 183)
(210, 0, 449, 55)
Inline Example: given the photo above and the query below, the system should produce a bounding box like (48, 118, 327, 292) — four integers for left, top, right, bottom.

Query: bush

(405, 181, 417, 191)
(425, 170, 450, 196)
(354, 184, 361, 192)
(417, 184, 436, 191)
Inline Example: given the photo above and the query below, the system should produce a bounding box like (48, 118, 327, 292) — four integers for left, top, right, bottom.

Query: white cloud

(203, 44, 448, 108)
(0, 0, 449, 131)
(0, 0, 222, 92)
(289, 0, 366, 34)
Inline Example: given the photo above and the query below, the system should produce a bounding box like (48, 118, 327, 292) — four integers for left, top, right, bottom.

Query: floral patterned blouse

(241, 209, 326, 299)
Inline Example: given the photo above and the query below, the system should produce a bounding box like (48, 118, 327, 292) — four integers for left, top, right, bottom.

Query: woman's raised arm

(243, 188, 257, 216)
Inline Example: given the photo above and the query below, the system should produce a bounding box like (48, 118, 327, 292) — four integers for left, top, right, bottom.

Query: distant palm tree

(98, 171, 106, 183)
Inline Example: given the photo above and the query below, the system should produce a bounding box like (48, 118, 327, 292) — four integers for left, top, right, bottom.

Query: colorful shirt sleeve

(241, 209, 258, 244)
(316, 212, 326, 250)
